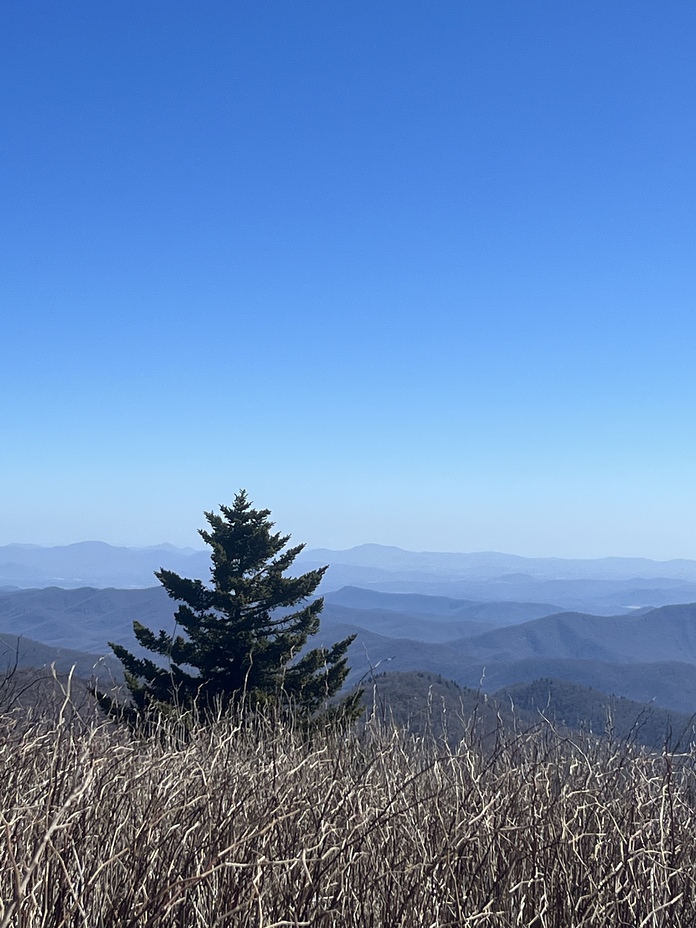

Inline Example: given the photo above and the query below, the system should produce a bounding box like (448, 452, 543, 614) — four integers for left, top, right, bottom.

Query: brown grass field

(2, 675, 696, 926)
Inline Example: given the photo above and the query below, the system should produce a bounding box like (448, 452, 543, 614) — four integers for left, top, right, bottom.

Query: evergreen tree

(104, 491, 360, 721)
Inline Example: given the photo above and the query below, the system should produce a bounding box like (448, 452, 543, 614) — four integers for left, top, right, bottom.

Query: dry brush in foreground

(2, 692, 696, 927)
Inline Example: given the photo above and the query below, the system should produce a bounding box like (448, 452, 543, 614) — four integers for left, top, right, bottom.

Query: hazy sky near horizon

(2, 2, 696, 558)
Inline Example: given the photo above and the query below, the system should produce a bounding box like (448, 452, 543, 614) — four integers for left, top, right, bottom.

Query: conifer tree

(105, 492, 360, 721)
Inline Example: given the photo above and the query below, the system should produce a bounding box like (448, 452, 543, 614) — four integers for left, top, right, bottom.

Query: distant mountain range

(4, 541, 696, 614)
(298, 548, 696, 614)
(4, 542, 696, 721)
(3, 581, 696, 716)
(313, 598, 696, 715)
(301, 544, 696, 581)
(0, 542, 211, 589)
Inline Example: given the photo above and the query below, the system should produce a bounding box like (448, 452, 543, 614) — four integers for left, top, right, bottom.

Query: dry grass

(2, 682, 696, 926)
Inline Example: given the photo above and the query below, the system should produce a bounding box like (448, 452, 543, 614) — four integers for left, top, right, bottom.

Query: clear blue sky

(2, 1, 696, 557)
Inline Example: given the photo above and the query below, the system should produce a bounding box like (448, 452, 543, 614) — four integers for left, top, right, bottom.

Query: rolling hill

(360, 671, 696, 751)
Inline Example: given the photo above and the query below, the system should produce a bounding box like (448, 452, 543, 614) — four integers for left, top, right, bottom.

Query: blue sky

(2, 1, 696, 557)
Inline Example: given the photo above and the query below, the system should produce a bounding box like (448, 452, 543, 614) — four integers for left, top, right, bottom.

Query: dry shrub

(1, 689, 696, 927)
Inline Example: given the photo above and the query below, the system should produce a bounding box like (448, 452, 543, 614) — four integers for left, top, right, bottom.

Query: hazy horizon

(4, 537, 696, 567)
(3, 2, 696, 560)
